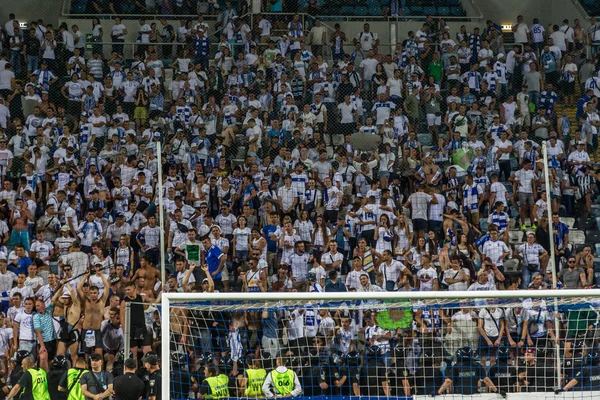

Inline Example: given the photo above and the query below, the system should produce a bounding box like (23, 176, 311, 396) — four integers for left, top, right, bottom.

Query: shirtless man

(420, 153, 442, 185)
(131, 256, 160, 297)
(77, 270, 110, 357)
(103, 295, 121, 320)
(51, 276, 83, 366)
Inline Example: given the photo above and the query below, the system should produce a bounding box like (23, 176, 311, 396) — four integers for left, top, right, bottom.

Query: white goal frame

(161, 289, 600, 399)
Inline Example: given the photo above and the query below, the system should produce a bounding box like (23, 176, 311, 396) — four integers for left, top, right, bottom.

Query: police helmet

(346, 351, 360, 367)
(51, 355, 68, 369)
(455, 347, 475, 361)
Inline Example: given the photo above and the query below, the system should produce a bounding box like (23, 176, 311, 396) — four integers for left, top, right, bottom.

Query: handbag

(137, 200, 149, 212)
(176, 222, 190, 233)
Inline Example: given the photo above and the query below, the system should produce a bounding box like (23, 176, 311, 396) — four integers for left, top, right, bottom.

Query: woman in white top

(374, 214, 393, 254)
(393, 214, 413, 261)
(250, 228, 267, 261)
(312, 215, 330, 259)
(171, 48, 193, 73)
(114, 234, 134, 274)
(232, 215, 252, 262)
(91, 17, 103, 55)
(403, 236, 427, 271)
(294, 210, 313, 243)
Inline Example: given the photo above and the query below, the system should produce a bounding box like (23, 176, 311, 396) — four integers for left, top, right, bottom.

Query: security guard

(48, 356, 69, 400)
(557, 350, 600, 392)
(262, 357, 302, 398)
(437, 347, 498, 395)
(6, 356, 50, 400)
(199, 366, 230, 399)
(241, 357, 266, 398)
(488, 347, 518, 394)
(143, 353, 162, 400)
(57, 357, 88, 400)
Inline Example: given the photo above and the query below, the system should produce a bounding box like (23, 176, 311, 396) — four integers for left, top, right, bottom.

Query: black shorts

(413, 218, 428, 232)
(81, 329, 103, 353)
(130, 325, 152, 348)
(39, 340, 57, 360)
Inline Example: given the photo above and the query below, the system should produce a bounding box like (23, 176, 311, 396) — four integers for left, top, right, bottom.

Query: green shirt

(428, 61, 443, 82)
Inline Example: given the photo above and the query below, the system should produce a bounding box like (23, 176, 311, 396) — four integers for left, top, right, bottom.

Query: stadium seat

(574, 243, 592, 254)
(446, 0, 460, 5)
(438, 6, 450, 15)
(366, 0, 378, 6)
(340, 5, 354, 14)
(369, 5, 382, 15)
(503, 182, 513, 194)
(326, 146, 334, 159)
(586, 230, 600, 244)
(591, 205, 600, 218)
(562, 217, 575, 229)
(569, 229, 586, 245)
(355, 5, 368, 15)
(450, 7, 464, 16)
(577, 217, 596, 230)
(423, 6, 437, 15)
(410, 6, 423, 14)
(594, 258, 600, 271)
(417, 134, 433, 146)
(504, 258, 520, 274)
(402, 6, 410, 15)
(509, 230, 523, 244)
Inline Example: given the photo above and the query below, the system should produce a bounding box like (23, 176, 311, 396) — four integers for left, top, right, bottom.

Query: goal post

(161, 290, 600, 400)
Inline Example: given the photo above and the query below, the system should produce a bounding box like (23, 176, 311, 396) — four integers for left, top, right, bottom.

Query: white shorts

(427, 113, 442, 126)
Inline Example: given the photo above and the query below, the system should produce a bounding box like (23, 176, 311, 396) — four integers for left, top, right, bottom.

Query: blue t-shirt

(262, 225, 278, 253)
(262, 310, 278, 339)
(205, 245, 225, 279)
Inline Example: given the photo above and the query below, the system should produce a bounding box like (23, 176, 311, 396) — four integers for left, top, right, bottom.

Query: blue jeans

(10, 50, 22, 77)
(27, 55, 39, 73)
(522, 265, 541, 288)
(528, 91, 540, 110)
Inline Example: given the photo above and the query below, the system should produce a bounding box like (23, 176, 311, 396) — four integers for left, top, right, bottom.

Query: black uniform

(171, 368, 193, 399)
(113, 372, 146, 400)
(47, 366, 68, 400)
(571, 364, 600, 391)
(521, 361, 556, 392)
(147, 369, 162, 400)
(447, 361, 487, 395)
(488, 362, 518, 393)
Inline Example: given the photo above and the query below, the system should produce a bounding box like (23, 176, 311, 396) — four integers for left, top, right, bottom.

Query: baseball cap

(578, 141, 586, 145)
(89, 353, 102, 361)
(61, 292, 71, 299)
(61, 225, 70, 232)
(525, 348, 536, 354)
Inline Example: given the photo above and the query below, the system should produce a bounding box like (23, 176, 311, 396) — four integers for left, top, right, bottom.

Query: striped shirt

(488, 211, 509, 233)
(33, 312, 57, 342)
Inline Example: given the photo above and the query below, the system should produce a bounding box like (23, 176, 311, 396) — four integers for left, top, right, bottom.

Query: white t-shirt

(416, 267, 438, 291)
(478, 308, 504, 337)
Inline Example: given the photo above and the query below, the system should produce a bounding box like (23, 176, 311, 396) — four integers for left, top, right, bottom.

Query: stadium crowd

(1, 5, 600, 399)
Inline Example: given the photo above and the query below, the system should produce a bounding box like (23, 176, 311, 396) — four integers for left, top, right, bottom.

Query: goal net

(160, 290, 600, 400)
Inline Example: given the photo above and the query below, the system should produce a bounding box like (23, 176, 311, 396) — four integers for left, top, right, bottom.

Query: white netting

(162, 291, 600, 399)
